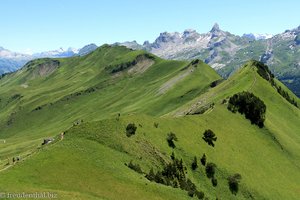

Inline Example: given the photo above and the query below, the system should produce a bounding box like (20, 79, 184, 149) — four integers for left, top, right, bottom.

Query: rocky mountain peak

(143, 40, 150, 46)
(210, 23, 221, 33)
(210, 23, 223, 39)
(183, 29, 199, 39)
(78, 43, 98, 56)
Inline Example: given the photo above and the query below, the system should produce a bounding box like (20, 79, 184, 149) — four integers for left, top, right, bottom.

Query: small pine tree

(191, 156, 198, 170)
(200, 154, 206, 166)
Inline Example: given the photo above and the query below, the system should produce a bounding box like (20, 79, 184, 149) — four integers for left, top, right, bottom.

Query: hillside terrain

(0, 46, 299, 200)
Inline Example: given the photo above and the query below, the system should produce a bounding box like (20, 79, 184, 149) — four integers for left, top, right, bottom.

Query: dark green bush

(227, 173, 242, 195)
(195, 190, 205, 199)
(212, 177, 218, 187)
(227, 91, 266, 128)
(145, 168, 155, 181)
(191, 59, 200, 65)
(276, 85, 298, 107)
(251, 61, 298, 108)
(191, 156, 198, 170)
(145, 157, 204, 199)
(205, 162, 217, 178)
(154, 171, 164, 184)
(170, 152, 175, 160)
(166, 132, 178, 148)
(210, 79, 224, 88)
(126, 123, 137, 137)
(202, 129, 217, 147)
(200, 154, 206, 166)
(253, 60, 274, 82)
(127, 160, 143, 174)
(188, 190, 195, 197)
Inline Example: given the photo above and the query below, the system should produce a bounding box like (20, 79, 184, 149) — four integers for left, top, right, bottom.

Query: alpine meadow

(0, 44, 299, 199)
(0, 1, 300, 200)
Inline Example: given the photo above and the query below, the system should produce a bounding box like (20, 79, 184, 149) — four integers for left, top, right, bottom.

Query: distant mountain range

(0, 44, 98, 74)
(115, 24, 300, 97)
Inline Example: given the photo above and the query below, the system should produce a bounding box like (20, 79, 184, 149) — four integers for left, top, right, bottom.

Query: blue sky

(1, 0, 300, 53)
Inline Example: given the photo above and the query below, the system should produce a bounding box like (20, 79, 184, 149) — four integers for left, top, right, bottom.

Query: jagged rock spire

(210, 23, 220, 33)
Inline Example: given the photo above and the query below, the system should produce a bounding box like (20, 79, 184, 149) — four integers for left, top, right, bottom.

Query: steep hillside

(0, 49, 299, 200)
(0, 62, 299, 199)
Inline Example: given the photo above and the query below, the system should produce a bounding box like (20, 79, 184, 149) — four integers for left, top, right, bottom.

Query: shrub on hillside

(227, 91, 266, 128)
(195, 190, 205, 199)
(170, 152, 175, 160)
(205, 162, 217, 179)
(202, 129, 217, 147)
(145, 156, 205, 199)
(191, 156, 198, 170)
(145, 168, 155, 181)
(210, 79, 224, 88)
(188, 189, 195, 197)
(253, 60, 275, 82)
(252, 61, 298, 108)
(227, 173, 242, 195)
(126, 123, 137, 137)
(276, 85, 298, 107)
(127, 160, 143, 174)
(166, 132, 178, 148)
(154, 122, 159, 128)
(212, 177, 218, 187)
(200, 154, 206, 166)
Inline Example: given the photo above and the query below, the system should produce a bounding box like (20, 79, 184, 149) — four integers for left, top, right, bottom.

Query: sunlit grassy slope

(0, 47, 299, 200)
(0, 45, 220, 167)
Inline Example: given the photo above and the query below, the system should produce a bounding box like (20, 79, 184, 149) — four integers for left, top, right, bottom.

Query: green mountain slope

(0, 47, 299, 200)
(0, 45, 220, 166)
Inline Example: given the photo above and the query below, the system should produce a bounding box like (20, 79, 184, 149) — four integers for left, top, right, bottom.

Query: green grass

(0, 47, 299, 200)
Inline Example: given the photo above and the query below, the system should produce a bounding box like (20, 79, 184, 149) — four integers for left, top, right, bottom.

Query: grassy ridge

(0, 47, 299, 199)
